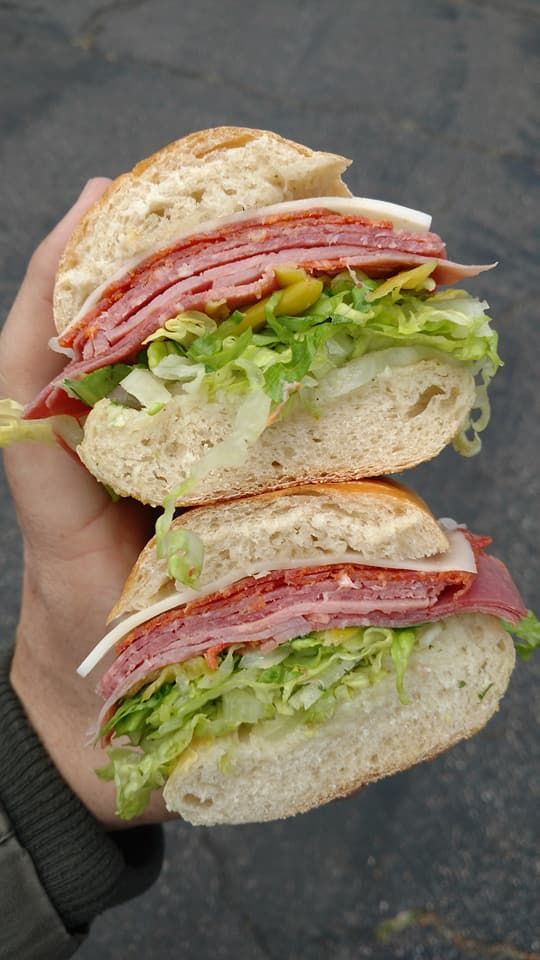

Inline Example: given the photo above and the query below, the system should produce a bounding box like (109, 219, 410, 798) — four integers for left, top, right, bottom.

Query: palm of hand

(0, 180, 168, 824)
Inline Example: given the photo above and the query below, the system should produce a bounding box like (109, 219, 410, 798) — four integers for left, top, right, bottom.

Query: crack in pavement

(376, 910, 540, 959)
(79, 0, 153, 38)
(198, 831, 276, 960)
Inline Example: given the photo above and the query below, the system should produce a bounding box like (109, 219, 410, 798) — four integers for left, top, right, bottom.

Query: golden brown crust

(132, 127, 315, 170)
(166, 476, 435, 518)
(173, 469, 439, 509)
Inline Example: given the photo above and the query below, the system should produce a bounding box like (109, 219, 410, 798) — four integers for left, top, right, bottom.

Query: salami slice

(97, 548, 526, 713)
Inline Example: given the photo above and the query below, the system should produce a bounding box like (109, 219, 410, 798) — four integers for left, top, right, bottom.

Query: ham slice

(24, 209, 492, 420)
(97, 548, 526, 714)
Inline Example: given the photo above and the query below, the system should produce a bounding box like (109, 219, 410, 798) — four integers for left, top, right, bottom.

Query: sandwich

(17, 127, 501, 516)
(77, 480, 538, 825)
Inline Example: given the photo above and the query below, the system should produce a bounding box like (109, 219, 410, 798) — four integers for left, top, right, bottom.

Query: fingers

(0, 176, 125, 546)
(0, 177, 111, 403)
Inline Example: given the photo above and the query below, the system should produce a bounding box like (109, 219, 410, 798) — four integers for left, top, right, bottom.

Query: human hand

(0, 181, 171, 826)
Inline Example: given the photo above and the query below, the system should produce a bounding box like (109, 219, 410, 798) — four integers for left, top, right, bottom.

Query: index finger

(0, 177, 111, 403)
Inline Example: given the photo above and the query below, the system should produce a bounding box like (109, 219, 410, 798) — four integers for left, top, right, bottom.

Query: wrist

(11, 595, 173, 827)
(10, 633, 119, 826)
(0, 642, 164, 931)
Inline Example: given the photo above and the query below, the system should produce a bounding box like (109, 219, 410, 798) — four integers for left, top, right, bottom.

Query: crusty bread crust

(110, 478, 449, 618)
(79, 358, 475, 510)
(162, 615, 515, 825)
(54, 127, 351, 332)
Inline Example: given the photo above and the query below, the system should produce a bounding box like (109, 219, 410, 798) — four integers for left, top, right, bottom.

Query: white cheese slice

(76, 527, 474, 678)
(63, 196, 432, 338)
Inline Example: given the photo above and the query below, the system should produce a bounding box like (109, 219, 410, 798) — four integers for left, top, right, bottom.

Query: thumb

(0, 177, 111, 403)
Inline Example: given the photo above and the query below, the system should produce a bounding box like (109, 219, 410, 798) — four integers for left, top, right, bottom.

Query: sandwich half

(77, 480, 536, 825)
(21, 127, 500, 506)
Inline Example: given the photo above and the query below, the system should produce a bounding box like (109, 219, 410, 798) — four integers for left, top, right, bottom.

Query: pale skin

(0, 179, 172, 827)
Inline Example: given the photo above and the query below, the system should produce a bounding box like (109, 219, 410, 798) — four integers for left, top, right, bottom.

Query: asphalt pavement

(1, 1, 539, 958)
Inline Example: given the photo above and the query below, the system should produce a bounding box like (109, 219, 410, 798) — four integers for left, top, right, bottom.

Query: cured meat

(24, 209, 492, 420)
(60, 210, 448, 350)
(97, 549, 526, 712)
(24, 272, 280, 419)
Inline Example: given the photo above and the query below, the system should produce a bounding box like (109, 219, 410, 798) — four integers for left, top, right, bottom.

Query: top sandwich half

(21, 127, 501, 506)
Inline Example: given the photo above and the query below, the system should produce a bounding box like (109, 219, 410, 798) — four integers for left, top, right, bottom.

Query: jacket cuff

(0, 642, 163, 932)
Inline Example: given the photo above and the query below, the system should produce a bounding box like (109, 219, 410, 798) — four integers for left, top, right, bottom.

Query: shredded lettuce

(64, 364, 132, 406)
(306, 345, 458, 405)
(0, 398, 83, 450)
(98, 624, 420, 819)
(155, 520, 204, 587)
(0, 398, 57, 447)
(502, 611, 540, 660)
(119, 368, 172, 409)
(142, 310, 217, 346)
(390, 629, 417, 703)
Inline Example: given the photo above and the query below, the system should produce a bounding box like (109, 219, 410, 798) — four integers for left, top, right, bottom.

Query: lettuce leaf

(390, 629, 417, 703)
(0, 398, 57, 447)
(98, 624, 420, 819)
(0, 398, 84, 450)
(155, 521, 204, 587)
(64, 364, 133, 406)
(143, 310, 217, 347)
(119, 368, 172, 408)
(502, 611, 540, 660)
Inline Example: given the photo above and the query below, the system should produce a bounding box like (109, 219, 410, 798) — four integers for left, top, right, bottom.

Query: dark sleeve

(0, 644, 164, 960)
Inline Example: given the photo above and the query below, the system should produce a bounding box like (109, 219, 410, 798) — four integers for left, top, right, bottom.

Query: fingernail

(78, 177, 111, 203)
(78, 179, 96, 201)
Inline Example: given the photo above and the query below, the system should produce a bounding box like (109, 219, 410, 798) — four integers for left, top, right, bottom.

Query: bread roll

(53, 127, 480, 504)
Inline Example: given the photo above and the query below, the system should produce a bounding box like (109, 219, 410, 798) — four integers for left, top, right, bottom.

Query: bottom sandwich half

(77, 480, 537, 825)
